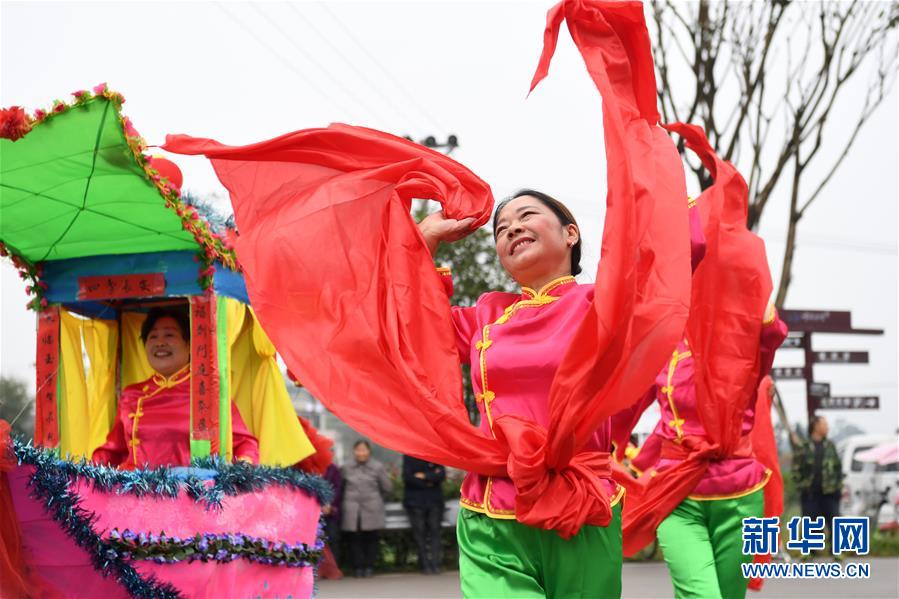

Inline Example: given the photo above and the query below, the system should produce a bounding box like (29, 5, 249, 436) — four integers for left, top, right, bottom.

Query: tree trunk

(775, 146, 803, 308)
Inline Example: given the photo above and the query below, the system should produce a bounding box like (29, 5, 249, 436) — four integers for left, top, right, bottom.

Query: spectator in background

(403, 455, 446, 574)
(321, 462, 343, 567)
(342, 440, 391, 578)
(792, 415, 844, 528)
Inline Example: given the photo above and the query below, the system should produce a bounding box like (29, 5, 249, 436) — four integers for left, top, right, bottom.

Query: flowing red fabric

(165, 125, 506, 476)
(295, 416, 334, 476)
(748, 376, 781, 592)
(752, 377, 783, 519)
(1, 420, 31, 598)
(316, 546, 343, 580)
(615, 123, 776, 555)
(163, 0, 690, 538)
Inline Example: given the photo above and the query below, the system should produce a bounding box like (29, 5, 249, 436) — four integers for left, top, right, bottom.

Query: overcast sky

(1, 1, 896, 436)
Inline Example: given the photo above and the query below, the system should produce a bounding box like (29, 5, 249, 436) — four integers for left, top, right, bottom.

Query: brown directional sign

(779, 310, 852, 332)
(819, 396, 880, 410)
(812, 351, 869, 364)
(781, 335, 805, 349)
(778, 308, 882, 423)
(809, 382, 831, 398)
(771, 367, 806, 379)
(779, 309, 883, 334)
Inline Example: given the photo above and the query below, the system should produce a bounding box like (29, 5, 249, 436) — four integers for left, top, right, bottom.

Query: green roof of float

(0, 97, 197, 263)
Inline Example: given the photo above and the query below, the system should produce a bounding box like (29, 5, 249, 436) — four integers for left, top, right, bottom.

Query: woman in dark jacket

(341, 440, 391, 577)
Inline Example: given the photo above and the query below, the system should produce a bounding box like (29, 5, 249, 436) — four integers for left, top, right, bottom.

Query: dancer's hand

(417, 210, 476, 256)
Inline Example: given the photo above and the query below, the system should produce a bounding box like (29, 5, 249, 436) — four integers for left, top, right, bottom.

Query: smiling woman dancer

(417, 188, 626, 596)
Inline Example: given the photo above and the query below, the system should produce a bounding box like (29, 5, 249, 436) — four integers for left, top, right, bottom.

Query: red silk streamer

(752, 377, 783, 519)
(617, 123, 777, 556)
(166, 125, 505, 475)
(748, 376, 782, 592)
(190, 291, 219, 452)
(1, 421, 32, 599)
(295, 416, 334, 476)
(77, 272, 166, 300)
(163, 0, 690, 538)
(34, 306, 60, 448)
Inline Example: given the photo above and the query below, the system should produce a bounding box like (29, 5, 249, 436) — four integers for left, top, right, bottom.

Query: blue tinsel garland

(12, 437, 334, 509)
(11, 437, 333, 598)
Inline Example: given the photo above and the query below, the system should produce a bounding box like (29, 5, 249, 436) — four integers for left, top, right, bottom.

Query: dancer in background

(611, 125, 788, 599)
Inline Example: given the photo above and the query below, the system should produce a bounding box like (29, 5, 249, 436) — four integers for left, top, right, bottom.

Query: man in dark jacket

(792, 415, 844, 528)
(402, 455, 446, 574)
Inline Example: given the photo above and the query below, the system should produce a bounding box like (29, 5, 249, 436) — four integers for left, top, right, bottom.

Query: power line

(761, 231, 897, 256)
(318, 3, 449, 134)
(285, 3, 432, 133)
(246, 3, 393, 126)
(213, 2, 362, 121)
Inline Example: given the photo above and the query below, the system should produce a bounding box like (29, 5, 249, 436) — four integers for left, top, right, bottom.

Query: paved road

(318, 558, 898, 598)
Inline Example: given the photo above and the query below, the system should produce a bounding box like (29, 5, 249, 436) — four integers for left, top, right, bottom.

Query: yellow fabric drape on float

(58, 310, 89, 458)
(226, 300, 314, 466)
(82, 317, 119, 454)
(121, 311, 153, 387)
(249, 309, 315, 465)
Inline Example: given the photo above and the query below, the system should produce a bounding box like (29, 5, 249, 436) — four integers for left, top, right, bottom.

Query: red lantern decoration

(148, 155, 183, 190)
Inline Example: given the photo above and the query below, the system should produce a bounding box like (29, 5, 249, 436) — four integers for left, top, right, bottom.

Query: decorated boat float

(0, 87, 329, 598)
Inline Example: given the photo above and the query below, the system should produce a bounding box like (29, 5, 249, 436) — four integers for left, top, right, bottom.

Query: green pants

(457, 505, 622, 599)
(657, 488, 764, 599)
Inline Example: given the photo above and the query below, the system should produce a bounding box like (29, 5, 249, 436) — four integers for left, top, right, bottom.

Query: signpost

(812, 351, 869, 364)
(781, 335, 805, 349)
(809, 382, 831, 399)
(819, 396, 879, 410)
(773, 309, 883, 422)
(771, 367, 805, 380)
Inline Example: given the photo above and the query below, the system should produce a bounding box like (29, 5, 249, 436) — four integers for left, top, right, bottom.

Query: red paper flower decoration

(0, 106, 32, 141)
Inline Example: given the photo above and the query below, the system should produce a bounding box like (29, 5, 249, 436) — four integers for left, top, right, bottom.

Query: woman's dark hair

(492, 189, 582, 276)
(140, 306, 191, 342)
(353, 440, 371, 450)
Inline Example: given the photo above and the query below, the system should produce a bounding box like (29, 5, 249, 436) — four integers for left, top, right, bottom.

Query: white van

(837, 434, 897, 517)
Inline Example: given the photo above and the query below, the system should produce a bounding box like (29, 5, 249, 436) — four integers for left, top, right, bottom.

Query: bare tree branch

(652, 0, 898, 255)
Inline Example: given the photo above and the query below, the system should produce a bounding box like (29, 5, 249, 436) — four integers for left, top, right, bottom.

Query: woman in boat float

(92, 307, 259, 469)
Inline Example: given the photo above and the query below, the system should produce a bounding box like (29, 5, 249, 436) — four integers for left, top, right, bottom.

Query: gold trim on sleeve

(663, 348, 691, 439)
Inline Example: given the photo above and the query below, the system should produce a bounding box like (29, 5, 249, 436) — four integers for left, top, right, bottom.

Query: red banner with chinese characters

(34, 307, 60, 447)
(189, 291, 219, 454)
(77, 273, 166, 300)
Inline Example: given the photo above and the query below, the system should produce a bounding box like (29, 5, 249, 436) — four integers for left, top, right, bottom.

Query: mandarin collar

(151, 363, 191, 388)
(520, 275, 577, 300)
